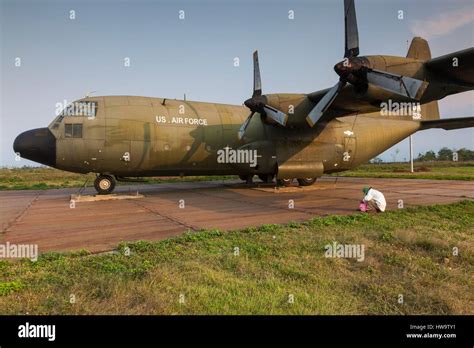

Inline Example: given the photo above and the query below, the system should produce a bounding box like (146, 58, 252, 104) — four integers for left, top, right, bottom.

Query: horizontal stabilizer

(425, 48, 474, 86)
(419, 117, 474, 130)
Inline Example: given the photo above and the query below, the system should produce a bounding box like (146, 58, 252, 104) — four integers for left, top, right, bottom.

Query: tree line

(416, 147, 474, 161)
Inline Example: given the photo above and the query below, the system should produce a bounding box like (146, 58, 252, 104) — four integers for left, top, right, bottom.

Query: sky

(1, 0, 473, 166)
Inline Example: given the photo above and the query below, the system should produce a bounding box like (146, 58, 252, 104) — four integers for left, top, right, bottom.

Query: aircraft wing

(425, 48, 474, 87)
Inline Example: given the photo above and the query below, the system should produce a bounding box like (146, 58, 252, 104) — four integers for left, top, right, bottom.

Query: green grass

(0, 201, 472, 315)
(330, 161, 474, 180)
(0, 167, 237, 190)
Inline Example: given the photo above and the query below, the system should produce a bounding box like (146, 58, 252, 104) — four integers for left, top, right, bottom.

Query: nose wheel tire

(297, 178, 317, 186)
(94, 174, 116, 195)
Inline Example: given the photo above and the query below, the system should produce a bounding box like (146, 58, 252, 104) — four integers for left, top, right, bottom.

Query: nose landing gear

(94, 174, 116, 195)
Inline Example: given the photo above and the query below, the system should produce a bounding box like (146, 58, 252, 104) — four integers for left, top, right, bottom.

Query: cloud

(411, 7, 474, 39)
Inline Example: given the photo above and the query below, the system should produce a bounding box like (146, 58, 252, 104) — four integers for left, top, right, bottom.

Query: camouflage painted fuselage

(48, 94, 420, 178)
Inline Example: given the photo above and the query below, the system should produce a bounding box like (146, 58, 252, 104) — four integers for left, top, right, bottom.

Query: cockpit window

(65, 124, 83, 138)
(49, 101, 98, 130)
(60, 101, 97, 118)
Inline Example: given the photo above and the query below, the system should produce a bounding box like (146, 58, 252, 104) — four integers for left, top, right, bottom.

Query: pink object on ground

(359, 200, 368, 212)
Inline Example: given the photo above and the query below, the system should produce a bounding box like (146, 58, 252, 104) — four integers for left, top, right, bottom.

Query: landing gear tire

(277, 178, 293, 187)
(297, 177, 317, 186)
(94, 174, 116, 195)
(258, 174, 274, 183)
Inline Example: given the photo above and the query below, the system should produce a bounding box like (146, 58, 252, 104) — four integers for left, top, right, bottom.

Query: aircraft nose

(13, 128, 56, 167)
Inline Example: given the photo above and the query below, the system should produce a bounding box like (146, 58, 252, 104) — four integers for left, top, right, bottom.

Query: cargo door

(87, 139, 105, 172)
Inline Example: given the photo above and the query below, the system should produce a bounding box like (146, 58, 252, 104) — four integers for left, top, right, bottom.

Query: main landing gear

(239, 174, 275, 184)
(94, 174, 116, 195)
(239, 175, 318, 187)
(277, 178, 293, 187)
(258, 174, 275, 183)
(239, 174, 254, 184)
(297, 177, 317, 186)
(277, 178, 318, 187)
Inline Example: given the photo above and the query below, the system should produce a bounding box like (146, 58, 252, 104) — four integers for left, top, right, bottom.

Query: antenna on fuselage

(85, 91, 97, 98)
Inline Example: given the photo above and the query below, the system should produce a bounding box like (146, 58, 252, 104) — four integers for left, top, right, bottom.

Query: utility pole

(409, 135, 414, 173)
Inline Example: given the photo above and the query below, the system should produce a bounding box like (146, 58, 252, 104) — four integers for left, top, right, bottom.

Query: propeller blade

(263, 105, 288, 126)
(242, 50, 288, 134)
(367, 69, 428, 100)
(238, 112, 254, 140)
(344, 0, 359, 58)
(253, 51, 262, 97)
(306, 80, 345, 127)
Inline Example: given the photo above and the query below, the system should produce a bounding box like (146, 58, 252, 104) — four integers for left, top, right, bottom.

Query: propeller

(306, 0, 427, 128)
(306, 0, 357, 127)
(238, 51, 288, 140)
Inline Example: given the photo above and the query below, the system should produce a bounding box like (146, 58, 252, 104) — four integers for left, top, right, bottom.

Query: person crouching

(361, 186, 386, 213)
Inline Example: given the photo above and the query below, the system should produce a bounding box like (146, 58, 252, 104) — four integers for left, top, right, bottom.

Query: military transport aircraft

(13, 0, 474, 194)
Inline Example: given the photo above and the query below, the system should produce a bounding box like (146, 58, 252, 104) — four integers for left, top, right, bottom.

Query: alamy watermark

(380, 100, 421, 119)
(55, 100, 97, 119)
(217, 146, 260, 167)
(18, 322, 55, 341)
(0, 242, 38, 261)
(324, 242, 365, 262)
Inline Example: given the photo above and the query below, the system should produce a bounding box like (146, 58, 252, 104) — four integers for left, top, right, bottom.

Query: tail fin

(407, 38, 439, 120)
(407, 37, 431, 61)
(420, 100, 440, 121)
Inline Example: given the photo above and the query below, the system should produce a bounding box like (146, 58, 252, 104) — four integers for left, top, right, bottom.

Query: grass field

(0, 201, 472, 315)
(0, 161, 473, 191)
(331, 161, 474, 180)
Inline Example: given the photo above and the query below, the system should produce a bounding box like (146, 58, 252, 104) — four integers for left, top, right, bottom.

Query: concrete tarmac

(1, 177, 472, 253)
